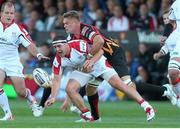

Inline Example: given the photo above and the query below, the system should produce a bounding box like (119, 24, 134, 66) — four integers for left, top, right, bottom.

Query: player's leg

(168, 57, 180, 107)
(0, 69, 13, 121)
(61, 85, 86, 112)
(32, 87, 51, 117)
(66, 79, 89, 112)
(10, 76, 39, 115)
(66, 71, 94, 121)
(39, 87, 51, 107)
(86, 85, 100, 120)
(101, 69, 155, 121)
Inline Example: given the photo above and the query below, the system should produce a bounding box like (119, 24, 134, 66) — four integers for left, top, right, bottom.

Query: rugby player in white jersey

(0, 2, 49, 120)
(44, 39, 155, 122)
(154, 0, 180, 107)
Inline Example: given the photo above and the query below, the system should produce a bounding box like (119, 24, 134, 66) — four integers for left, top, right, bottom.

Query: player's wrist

(36, 53, 43, 60)
(50, 97, 56, 103)
(87, 53, 93, 59)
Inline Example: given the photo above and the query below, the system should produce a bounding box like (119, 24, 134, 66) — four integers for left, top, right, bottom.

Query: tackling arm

(45, 73, 61, 106)
(89, 35, 104, 56)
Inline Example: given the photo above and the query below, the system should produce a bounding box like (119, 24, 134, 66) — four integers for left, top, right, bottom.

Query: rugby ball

(33, 68, 52, 88)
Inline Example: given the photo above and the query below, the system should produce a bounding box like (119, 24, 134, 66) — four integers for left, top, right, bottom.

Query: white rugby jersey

(0, 21, 32, 62)
(52, 40, 109, 77)
(169, 0, 180, 28)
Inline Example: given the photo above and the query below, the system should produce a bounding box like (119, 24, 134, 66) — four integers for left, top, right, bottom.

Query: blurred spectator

(14, 11, 28, 30)
(83, 0, 100, 25)
(25, 53, 38, 69)
(54, 15, 64, 29)
(26, 19, 38, 41)
(137, 43, 157, 83)
(77, 0, 87, 10)
(107, 5, 129, 32)
(93, 9, 107, 30)
(43, 0, 54, 13)
(146, 0, 157, 17)
(146, 0, 158, 28)
(29, 10, 45, 31)
(65, 0, 76, 11)
(57, 0, 66, 15)
(125, 50, 149, 83)
(106, 0, 118, 18)
(44, 6, 57, 31)
(158, 0, 171, 31)
(126, 2, 138, 29)
(131, 3, 156, 31)
(37, 43, 54, 68)
(158, 0, 171, 18)
(22, 0, 34, 24)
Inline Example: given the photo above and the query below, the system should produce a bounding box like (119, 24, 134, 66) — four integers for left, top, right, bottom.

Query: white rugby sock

(174, 82, 180, 96)
(25, 88, 36, 103)
(0, 89, 12, 115)
(139, 99, 151, 110)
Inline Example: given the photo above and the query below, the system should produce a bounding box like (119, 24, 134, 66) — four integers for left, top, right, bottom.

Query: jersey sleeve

(81, 24, 100, 43)
(52, 53, 62, 75)
(169, 8, 176, 20)
(18, 25, 33, 47)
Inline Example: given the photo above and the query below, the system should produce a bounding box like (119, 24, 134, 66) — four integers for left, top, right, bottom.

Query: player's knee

(16, 88, 26, 97)
(109, 76, 125, 90)
(168, 69, 179, 85)
(66, 86, 76, 96)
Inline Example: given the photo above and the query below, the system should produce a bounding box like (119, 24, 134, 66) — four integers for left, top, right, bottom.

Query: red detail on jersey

(0, 20, 15, 31)
(105, 60, 112, 68)
(0, 89, 4, 94)
(53, 53, 61, 75)
(18, 24, 33, 43)
(68, 40, 88, 54)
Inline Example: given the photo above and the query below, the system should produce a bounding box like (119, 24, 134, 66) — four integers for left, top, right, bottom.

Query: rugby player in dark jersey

(60, 10, 155, 122)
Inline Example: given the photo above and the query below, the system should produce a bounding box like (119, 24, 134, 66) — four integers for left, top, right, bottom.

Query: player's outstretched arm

(45, 74, 61, 107)
(27, 43, 50, 60)
(153, 45, 169, 60)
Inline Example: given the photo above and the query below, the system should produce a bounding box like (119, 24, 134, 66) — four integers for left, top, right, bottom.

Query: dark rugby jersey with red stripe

(67, 22, 119, 56)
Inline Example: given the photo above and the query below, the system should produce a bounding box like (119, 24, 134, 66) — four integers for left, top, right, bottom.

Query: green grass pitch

(0, 99, 180, 128)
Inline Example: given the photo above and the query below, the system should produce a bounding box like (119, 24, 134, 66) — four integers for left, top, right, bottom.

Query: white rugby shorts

(69, 68, 117, 87)
(165, 28, 180, 58)
(0, 62, 24, 77)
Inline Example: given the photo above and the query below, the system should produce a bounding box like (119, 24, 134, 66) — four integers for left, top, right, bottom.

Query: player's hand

(83, 59, 94, 73)
(60, 102, 69, 112)
(45, 97, 56, 107)
(160, 36, 167, 46)
(37, 53, 50, 61)
(153, 53, 160, 60)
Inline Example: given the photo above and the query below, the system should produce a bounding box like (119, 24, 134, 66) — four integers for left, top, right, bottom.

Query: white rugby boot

(162, 84, 177, 105)
(75, 117, 101, 123)
(70, 105, 81, 115)
(0, 113, 13, 121)
(27, 97, 40, 117)
(176, 96, 180, 108)
(145, 106, 155, 122)
(75, 111, 94, 122)
(32, 106, 44, 117)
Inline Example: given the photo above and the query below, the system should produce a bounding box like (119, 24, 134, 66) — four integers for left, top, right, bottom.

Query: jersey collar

(0, 20, 15, 31)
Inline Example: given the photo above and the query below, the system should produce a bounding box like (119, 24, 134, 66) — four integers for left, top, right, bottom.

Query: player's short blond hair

(63, 10, 80, 21)
(1, 1, 15, 12)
